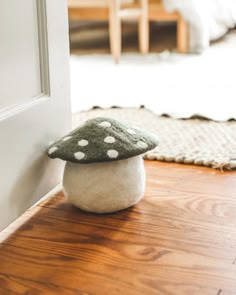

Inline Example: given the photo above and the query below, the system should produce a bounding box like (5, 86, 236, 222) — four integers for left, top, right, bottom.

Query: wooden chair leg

(109, 0, 121, 63)
(177, 15, 188, 53)
(138, 0, 149, 54)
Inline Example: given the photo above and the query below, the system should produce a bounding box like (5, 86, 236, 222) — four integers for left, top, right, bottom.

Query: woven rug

(73, 108, 236, 171)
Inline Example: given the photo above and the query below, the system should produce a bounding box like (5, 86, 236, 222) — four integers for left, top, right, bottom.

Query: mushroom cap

(47, 117, 159, 164)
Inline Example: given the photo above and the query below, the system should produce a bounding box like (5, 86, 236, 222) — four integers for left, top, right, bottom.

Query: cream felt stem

(63, 156, 145, 213)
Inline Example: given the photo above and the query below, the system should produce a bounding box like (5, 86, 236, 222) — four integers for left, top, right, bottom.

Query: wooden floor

(1, 161, 236, 294)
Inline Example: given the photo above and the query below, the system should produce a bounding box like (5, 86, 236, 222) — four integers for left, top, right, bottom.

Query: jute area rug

(73, 108, 236, 171)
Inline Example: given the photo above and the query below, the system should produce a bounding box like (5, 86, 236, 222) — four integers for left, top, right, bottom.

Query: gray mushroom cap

(47, 117, 159, 164)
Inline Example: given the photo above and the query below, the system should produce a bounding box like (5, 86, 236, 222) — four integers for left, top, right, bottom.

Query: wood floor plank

(0, 240, 228, 294)
(3, 198, 236, 263)
(16, 204, 236, 262)
(146, 162, 236, 197)
(0, 161, 236, 295)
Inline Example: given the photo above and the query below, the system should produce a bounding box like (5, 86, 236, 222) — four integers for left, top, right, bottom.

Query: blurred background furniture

(148, 0, 188, 53)
(68, 0, 188, 62)
(68, 0, 149, 63)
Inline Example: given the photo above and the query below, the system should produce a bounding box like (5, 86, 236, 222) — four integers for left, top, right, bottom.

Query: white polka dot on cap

(98, 121, 111, 128)
(62, 136, 72, 142)
(74, 151, 85, 160)
(48, 146, 58, 154)
(78, 139, 89, 146)
(104, 136, 116, 144)
(137, 141, 148, 149)
(127, 129, 136, 135)
(107, 150, 119, 159)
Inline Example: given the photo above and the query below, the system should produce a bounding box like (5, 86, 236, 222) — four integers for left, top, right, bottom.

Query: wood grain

(0, 161, 236, 295)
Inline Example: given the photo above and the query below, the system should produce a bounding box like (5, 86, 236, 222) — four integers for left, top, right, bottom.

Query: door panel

(0, 0, 41, 108)
(0, 0, 71, 230)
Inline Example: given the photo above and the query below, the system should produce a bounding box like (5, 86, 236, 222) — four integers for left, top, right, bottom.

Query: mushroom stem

(63, 156, 145, 213)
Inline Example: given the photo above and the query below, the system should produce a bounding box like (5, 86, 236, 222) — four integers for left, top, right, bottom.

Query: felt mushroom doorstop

(48, 117, 159, 213)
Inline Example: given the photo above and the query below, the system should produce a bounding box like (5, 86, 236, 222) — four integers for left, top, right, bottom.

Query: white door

(0, 0, 71, 230)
